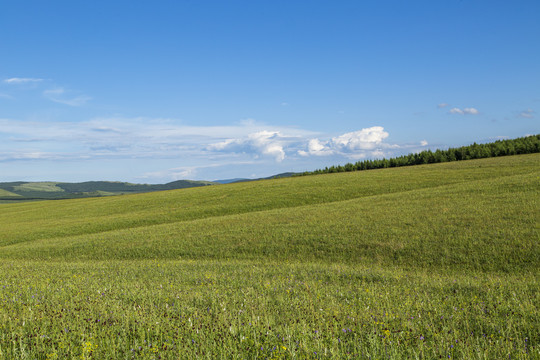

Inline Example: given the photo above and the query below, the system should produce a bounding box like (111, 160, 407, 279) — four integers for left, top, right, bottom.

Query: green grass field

(0, 154, 538, 359)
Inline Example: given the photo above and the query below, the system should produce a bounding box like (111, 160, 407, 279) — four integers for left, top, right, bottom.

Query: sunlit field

(0, 154, 538, 359)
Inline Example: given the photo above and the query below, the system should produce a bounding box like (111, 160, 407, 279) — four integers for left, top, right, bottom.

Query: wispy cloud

(142, 166, 199, 181)
(0, 117, 315, 163)
(2, 77, 91, 106)
(437, 103, 449, 108)
(3, 77, 44, 84)
(43, 88, 92, 106)
(0, 117, 429, 181)
(140, 161, 256, 181)
(1, 118, 402, 165)
(449, 107, 479, 115)
(518, 109, 534, 118)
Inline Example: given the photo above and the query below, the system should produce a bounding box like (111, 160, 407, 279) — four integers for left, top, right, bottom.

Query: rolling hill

(0, 154, 537, 359)
(0, 179, 216, 202)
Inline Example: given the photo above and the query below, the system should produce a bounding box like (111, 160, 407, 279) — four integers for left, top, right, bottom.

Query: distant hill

(214, 178, 248, 184)
(0, 172, 300, 202)
(263, 172, 298, 179)
(0, 180, 216, 202)
(215, 172, 298, 184)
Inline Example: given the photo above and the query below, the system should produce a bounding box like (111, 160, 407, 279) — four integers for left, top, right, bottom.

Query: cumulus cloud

(208, 130, 287, 162)
(332, 127, 389, 151)
(300, 139, 334, 156)
(3, 77, 43, 84)
(449, 107, 479, 115)
(298, 126, 394, 158)
(420, 140, 428, 146)
(463, 107, 479, 115)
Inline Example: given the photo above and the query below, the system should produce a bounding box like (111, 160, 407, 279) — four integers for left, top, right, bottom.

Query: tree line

(301, 134, 540, 176)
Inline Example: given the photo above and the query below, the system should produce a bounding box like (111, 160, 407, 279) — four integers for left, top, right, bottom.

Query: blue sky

(1, 0, 539, 183)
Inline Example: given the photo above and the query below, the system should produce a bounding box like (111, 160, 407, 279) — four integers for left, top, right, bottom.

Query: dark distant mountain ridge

(0, 175, 300, 203)
(0, 180, 216, 202)
(220, 172, 298, 184)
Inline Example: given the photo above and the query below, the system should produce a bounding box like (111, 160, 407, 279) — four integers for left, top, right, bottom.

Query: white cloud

(208, 130, 288, 162)
(298, 126, 394, 159)
(43, 88, 91, 106)
(249, 131, 286, 161)
(139, 161, 257, 182)
(298, 139, 334, 157)
(370, 150, 385, 158)
(143, 166, 198, 181)
(519, 109, 534, 118)
(437, 103, 449, 108)
(208, 139, 237, 151)
(0, 117, 317, 164)
(1, 116, 429, 182)
(206, 126, 395, 162)
(463, 107, 479, 115)
(2, 78, 91, 106)
(449, 107, 479, 115)
(420, 140, 428, 146)
(332, 127, 389, 151)
(3, 77, 43, 84)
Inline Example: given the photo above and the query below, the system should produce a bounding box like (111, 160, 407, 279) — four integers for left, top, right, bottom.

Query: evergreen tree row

(302, 134, 540, 176)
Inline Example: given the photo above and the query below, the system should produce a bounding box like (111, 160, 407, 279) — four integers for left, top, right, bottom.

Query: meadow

(0, 154, 538, 359)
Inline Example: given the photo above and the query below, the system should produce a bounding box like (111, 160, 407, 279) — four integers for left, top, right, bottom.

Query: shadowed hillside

(0, 179, 216, 202)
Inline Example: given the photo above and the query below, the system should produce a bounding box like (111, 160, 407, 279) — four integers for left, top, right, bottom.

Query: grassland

(0, 154, 538, 359)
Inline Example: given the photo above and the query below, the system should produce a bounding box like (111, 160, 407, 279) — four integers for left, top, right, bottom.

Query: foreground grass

(0, 261, 537, 359)
(0, 154, 538, 358)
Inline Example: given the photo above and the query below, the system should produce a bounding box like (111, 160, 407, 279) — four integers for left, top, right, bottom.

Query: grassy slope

(0, 154, 538, 271)
(12, 182, 66, 192)
(0, 189, 21, 198)
(0, 154, 538, 359)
